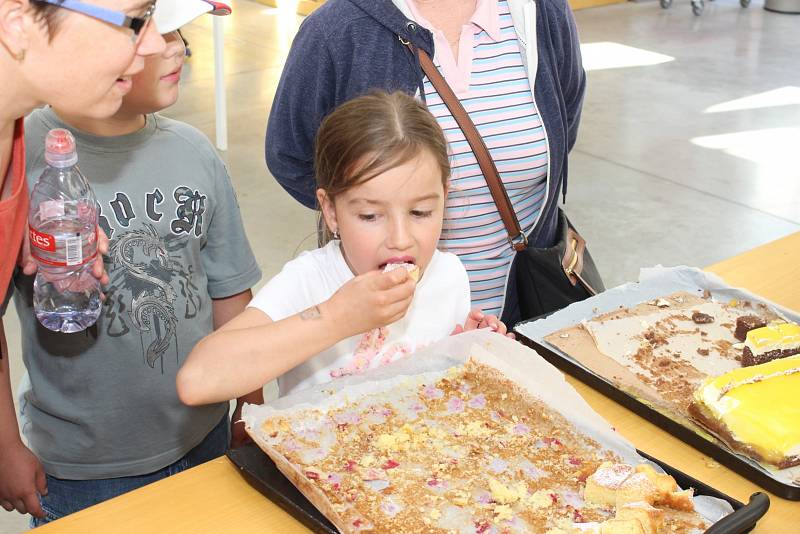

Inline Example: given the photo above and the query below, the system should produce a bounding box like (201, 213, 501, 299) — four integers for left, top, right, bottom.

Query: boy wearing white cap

(5, 1, 261, 526)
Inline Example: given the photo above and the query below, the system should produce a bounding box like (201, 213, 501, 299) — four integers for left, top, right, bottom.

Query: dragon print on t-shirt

(100, 188, 206, 373)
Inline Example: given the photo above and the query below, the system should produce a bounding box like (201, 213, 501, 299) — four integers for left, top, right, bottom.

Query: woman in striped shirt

(266, 0, 585, 325)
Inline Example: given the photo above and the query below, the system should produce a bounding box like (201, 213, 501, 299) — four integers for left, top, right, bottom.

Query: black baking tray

(516, 330, 800, 501)
(228, 444, 336, 533)
(227, 442, 770, 533)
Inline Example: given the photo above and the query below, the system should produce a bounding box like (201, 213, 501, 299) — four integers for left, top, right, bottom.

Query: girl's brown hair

(314, 91, 450, 201)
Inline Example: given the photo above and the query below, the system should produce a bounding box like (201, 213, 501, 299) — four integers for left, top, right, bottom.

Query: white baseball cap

(153, 0, 232, 34)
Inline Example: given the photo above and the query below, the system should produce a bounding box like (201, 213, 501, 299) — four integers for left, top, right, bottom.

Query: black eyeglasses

(37, 0, 157, 43)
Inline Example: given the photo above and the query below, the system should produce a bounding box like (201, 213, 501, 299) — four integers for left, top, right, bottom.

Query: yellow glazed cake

(742, 322, 800, 366)
(689, 355, 800, 468)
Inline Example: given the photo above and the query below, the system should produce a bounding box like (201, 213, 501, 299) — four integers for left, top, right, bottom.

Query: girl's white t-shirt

(248, 241, 471, 396)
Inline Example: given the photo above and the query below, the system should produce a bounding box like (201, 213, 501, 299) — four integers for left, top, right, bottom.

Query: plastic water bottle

(28, 129, 101, 333)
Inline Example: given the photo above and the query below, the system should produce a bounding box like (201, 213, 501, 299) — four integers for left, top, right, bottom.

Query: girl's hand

(451, 308, 515, 339)
(326, 268, 416, 336)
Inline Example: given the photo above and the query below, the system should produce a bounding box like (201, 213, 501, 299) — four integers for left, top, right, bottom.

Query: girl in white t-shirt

(177, 91, 509, 404)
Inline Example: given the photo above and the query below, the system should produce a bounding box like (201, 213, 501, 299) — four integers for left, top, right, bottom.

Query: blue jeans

(31, 413, 229, 527)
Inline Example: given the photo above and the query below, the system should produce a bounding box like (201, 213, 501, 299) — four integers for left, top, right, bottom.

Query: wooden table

(37, 233, 800, 533)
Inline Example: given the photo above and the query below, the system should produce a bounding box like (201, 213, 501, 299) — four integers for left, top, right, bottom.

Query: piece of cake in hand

(742, 322, 800, 366)
(584, 462, 636, 507)
(383, 262, 420, 282)
(689, 355, 800, 468)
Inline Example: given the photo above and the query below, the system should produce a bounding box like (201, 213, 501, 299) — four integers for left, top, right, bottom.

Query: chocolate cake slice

(734, 315, 767, 342)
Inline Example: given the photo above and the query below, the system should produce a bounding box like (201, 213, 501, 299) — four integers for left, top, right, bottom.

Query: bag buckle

(564, 238, 579, 275)
(562, 233, 599, 296)
(509, 232, 528, 251)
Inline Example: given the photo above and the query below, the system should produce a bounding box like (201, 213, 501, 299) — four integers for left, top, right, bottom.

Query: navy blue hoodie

(265, 0, 585, 323)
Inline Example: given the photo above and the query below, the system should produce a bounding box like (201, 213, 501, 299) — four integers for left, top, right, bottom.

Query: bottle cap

(44, 128, 79, 167)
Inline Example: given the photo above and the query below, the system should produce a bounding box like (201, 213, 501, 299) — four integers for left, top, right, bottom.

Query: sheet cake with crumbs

(243, 332, 728, 533)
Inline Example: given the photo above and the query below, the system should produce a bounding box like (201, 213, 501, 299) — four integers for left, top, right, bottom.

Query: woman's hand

(325, 268, 416, 338)
(452, 308, 515, 339)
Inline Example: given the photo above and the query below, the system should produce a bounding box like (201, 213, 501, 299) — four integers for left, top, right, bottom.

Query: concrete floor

(2, 0, 798, 531)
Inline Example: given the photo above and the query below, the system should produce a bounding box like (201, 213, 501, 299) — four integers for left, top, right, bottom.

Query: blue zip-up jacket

(265, 0, 585, 323)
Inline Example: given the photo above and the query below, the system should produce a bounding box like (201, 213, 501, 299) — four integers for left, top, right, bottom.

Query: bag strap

(407, 42, 528, 252)
(404, 40, 599, 295)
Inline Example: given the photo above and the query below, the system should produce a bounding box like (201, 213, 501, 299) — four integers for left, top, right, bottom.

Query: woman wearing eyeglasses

(0, 0, 164, 521)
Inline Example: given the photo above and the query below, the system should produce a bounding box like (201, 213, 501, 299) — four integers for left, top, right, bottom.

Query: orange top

(0, 118, 29, 307)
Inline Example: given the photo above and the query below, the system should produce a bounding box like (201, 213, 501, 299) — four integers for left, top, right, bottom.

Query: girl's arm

(177, 269, 415, 405)
(177, 304, 347, 406)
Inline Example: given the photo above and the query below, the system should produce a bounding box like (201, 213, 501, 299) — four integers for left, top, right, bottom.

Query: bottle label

(65, 236, 83, 266)
(28, 225, 97, 267)
(29, 227, 56, 253)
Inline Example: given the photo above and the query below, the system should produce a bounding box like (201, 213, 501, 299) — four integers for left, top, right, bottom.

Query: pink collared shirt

(407, 0, 502, 95)
(408, 0, 550, 316)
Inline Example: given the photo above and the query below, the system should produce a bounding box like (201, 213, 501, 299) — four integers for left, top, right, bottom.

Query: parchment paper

(243, 329, 733, 527)
(514, 265, 800, 487)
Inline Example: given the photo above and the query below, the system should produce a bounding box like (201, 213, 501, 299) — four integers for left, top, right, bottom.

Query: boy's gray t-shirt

(16, 108, 262, 479)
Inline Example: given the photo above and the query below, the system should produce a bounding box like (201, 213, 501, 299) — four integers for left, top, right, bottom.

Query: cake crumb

(691, 311, 714, 324)
(488, 478, 526, 505)
(451, 490, 470, 506)
(493, 504, 514, 522)
(527, 489, 555, 509)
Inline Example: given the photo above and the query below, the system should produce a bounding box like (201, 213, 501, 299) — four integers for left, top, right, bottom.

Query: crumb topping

(260, 361, 710, 533)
